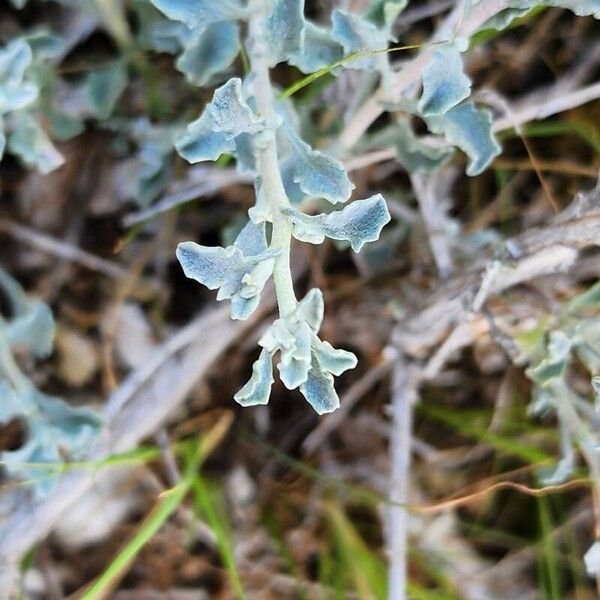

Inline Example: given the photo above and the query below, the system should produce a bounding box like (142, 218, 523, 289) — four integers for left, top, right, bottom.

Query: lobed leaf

(426, 101, 501, 176)
(264, 0, 306, 67)
(176, 222, 278, 320)
(209, 78, 264, 139)
(177, 21, 240, 87)
(83, 61, 128, 120)
(284, 125, 353, 204)
(331, 9, 388, 70)
(289, 22, 344, 73)
(234, 347, 275, 406)
(299, 357, 340, 414)
(148, 0, 245, 28)
(364, 0, 408, 34)
(284, 194, 391, 252)
(8, 113, 64, 174)
(418, 46, 471, 116)
(176, 111, 235, 163)
(385, 121, 453, 172)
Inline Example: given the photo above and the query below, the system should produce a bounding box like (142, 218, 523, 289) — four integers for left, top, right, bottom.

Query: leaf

(426, 101, 501, 176)
(284, 126, 353, 204)
(299, 357, 340, 415)
(264, 0, 306, 67)
(547, 0, 599, 18)
(289, 21, 344, 73)
(284, 194, 391, 252)
(312, 336, 357, 376)
(260, 318, 313, 389)
(6, 301, 55, 359)
(389, 121, 452, 172)
(0, 38, 32, 88)
(176, 222, 278, 320)
(364, 0, 407, 33)
(83, 60, 128, 120)
(296, 288, 324, 332)
(0, 381, 21, 423)
(176, 110, 235, 163)
(526, 331, 571, 386)
(176, 21, 240, 87)
(1, 389, 102, 497)
(234, 348, 274, 406)
(585, 541, 600, 577)
(481, 1, 599, 32)
(418, 46, 471, 116)
(148, 0, 245, 28)
(209, 78, 264, 139)
(331, 9, 388, 70)
(8, 113, 64, 174)
(0, 39, 38, 114)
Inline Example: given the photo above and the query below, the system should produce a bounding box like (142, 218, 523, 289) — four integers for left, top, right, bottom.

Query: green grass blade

(278, 42, 441, 100)
(80, 481, 189, 600)
(191, 476, 246, 600)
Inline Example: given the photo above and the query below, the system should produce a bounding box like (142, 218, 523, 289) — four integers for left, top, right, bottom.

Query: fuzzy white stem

(248, 4, 297, 317)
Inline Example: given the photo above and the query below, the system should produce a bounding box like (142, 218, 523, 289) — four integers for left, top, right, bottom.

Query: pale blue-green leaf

(548, 0, 599, 18)
(176, 21, 239, 87)
(2, 390, 101, 496)
(230, 294, 261, 320)
(142, 19, 190, 53)
(482, 1, 599, 32)
(10, 0, 28, 7)
(526, 332, 571, 386)
(83, 61, 127, 120)
(331, 9, 388, 70)
(0, 38, 32, 87)
(280, 158, 308, 205)
(289, 21, 344, 73)
(364, 0, 407, 34)
(278, 320, 313, 389)
(264, 0, 306, 66)
(260, 317, 312, 389)
(6, 300, 55, 358)
(234, 348, 275, 406)
(47, 108, 85, 141)
(0, 83, 38, 114)
(234, 133, 256, 174)
(585, 542, 600, 577)
(285, 194, 391, 252)
(25, 31, 67, 61)
(418, 46, 471, 116)
(0, 382, 21, 423)
(148, 0, 245, 27)
(177, 222, 277, 319)
(296, 288, 324, 332)
(176, 110, 235, 163)
(233, 218, 269, 256)
(176, 243, 234, 290)
(538, 419, 575, 485)
(384, 121, 452, 172)
(210, 78, 264, 139)
(39, 392, 103, 449)
(1, 431, 62, 497)
(312, 336, 357, 376)
(136, 142, 171, 205)
(285, 126, 353, 204)
(426, 101, 501, 176)
(8, 114, 64, 174)
(299, 357, 340, 414)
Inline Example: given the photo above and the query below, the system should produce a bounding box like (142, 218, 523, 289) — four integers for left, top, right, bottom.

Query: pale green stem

(248, 3, 297, 317)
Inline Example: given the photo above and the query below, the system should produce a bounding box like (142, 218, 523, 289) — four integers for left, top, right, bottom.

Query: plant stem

(248, 4, 297, 317)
